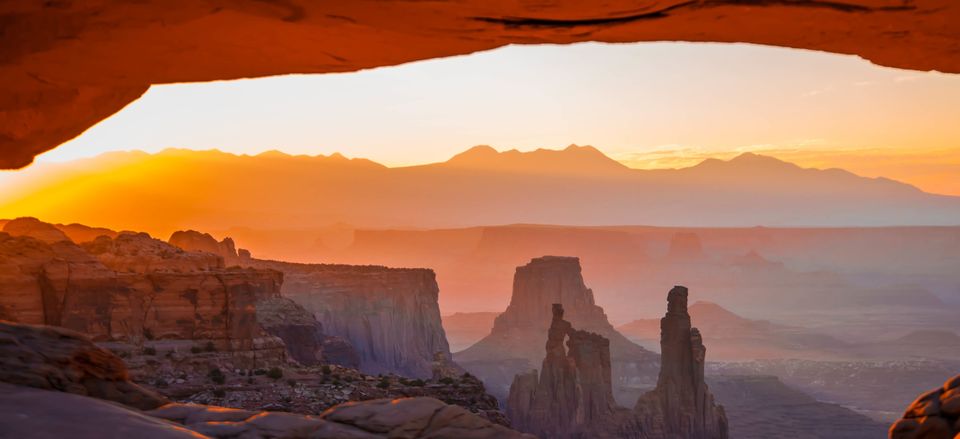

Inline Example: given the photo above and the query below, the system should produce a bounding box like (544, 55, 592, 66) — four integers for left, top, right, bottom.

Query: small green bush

(266, 367, 283, 380)
(376, 377, 390, 389)
(208, 368, 226, 385)
(321, 365, 332, 375)
(439, 377, 455, 385)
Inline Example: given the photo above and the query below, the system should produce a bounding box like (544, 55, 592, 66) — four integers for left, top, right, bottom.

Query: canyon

(455, 256, 659, 402)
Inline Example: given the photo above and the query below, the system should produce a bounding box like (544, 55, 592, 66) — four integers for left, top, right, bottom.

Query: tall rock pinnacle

(636, 286, 728, 439)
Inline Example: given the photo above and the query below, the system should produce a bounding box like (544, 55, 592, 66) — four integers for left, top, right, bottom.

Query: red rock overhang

(1, 0, 957, 168)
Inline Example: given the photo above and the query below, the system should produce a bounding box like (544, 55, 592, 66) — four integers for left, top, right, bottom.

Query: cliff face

(0, 219, 283, 350)
(508, 304, 618, 438)
(250, 259, 453, 378)
(635, 286, 729, 439)
(457, 256, 658, 400)
(255, 296, 359, 368)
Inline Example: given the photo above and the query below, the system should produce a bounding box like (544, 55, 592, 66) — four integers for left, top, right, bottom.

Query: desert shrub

(204, 341, 216, 352)
(377, 377, 391, 389)
(287, 378, 297, 387)
(267, 367, 283, 380)
(143, 328, 155, 340)
(439, 377, 455, 385)
(409, 379, 426, 387)
(154, 378, 169, 388)
(321, 365, 332, 375)
(213, 388, 226, 398)
(247, 377, 254, 385)
(190, 346, 202, 354)
(208, 368, 226, 385)
(254, 369, 266, 376)
(143, 347, 156, 356)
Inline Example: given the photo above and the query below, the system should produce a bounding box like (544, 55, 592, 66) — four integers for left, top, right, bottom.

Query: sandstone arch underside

(2, 0, 958, 169)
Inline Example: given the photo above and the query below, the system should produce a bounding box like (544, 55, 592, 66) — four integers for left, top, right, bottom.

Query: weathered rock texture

(2, 1, 959, 168)
(249, 259, 454, 378)
(457, 256, 658, 400)
(255, 296, 359, 368)
(0, 218, 283, 354)
(889, 373, 960, 439)
(508, 304, 619, 438)
(0, 320, 167, 410)
(635, 286, 729, 439)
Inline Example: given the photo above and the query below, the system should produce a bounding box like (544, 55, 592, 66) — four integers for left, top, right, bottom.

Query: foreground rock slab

(890, 373, 960, 439)
(0, 320, 167, 410)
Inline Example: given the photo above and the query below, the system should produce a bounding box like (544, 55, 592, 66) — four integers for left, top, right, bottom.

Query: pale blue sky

(20, 42, 960, 167)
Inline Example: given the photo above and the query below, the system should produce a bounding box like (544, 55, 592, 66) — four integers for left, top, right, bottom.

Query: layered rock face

(635, 286, 728, 439)
(0, 219, 283, 352)
(249, 259, 454, 378)
(508, 304, 618, 438)
(457, 256, 658, 400)
(889, 373, 960, 439)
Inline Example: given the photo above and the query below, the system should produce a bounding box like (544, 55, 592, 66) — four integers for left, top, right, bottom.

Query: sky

(5, 41, 960, 194)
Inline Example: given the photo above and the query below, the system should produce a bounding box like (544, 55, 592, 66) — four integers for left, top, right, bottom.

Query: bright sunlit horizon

(6, 41, 960, 195)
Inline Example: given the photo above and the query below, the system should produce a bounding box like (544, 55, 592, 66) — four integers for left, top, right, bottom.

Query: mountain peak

(443, 144, 629, 176)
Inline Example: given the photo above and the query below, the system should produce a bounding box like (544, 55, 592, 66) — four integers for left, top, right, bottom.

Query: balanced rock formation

(635, 286, 728, 439)
(457, 256, 658, 400)
(255, 296, 359, 368)
(0, 219, 284, 357)
(250, 259, 455, 378)
(889, 373, 960, 439)
(0, 320, 167, 410)
(508, 304, 619, 438)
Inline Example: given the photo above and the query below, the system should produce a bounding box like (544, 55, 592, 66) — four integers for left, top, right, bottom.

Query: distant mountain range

(2, 145, 958, 233)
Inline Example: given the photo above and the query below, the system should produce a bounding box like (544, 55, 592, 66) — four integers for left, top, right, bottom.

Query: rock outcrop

(2, 216, 71, 243)
(0, 219, 284, 356)
(250, 259, 454, 378)
(508, 304, 619, 438)
(255, 296, 359, 368)
(635, 286, 728, 439)
(889, 373, 960, 439)
(2, 1, 958, 169)
(457, 256, 658, 400)
(0, 320, 167, 410)
(169, 229, 249, 266)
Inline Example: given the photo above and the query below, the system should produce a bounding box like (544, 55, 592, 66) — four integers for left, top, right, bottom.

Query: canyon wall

(457, 256, 658, 400)
(0, 218, 283, 352)
(249, 259, 453, 378)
